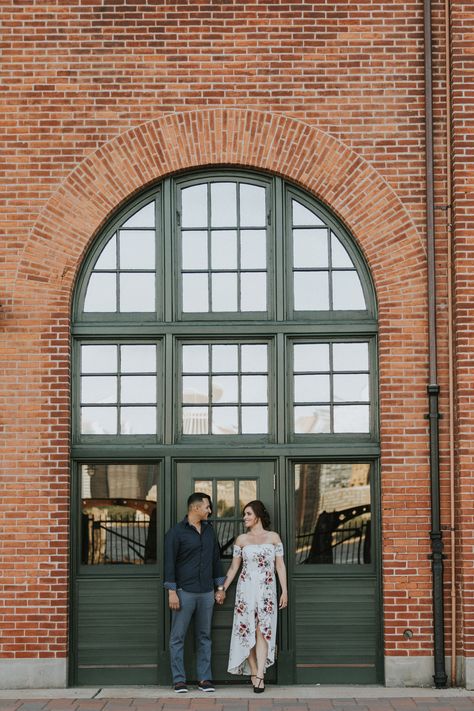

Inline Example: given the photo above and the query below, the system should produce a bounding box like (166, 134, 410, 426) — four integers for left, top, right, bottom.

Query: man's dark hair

(187, 492, 212, 510)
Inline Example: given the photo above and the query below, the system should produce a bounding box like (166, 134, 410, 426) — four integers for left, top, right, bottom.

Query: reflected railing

(296, 504, 371, 565)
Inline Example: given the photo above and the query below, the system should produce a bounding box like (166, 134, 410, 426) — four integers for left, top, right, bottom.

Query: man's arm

(211, 530, 226, 604)
(164, 527, 180, 610)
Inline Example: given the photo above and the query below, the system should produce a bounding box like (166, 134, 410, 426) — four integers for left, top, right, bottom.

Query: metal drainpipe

(424, 0, 448, 689)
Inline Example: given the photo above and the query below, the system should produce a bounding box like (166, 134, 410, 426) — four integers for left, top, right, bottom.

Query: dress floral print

(227, 542, 284, 675)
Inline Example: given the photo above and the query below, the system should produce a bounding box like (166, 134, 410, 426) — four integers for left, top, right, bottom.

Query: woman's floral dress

(227, 542, 284, 675)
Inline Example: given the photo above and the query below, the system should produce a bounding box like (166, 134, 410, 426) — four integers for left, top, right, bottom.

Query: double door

(71, 457, 381, 685)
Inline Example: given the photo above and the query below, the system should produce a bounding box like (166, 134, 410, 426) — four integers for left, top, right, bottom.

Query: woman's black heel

(253, 676, 265, 694)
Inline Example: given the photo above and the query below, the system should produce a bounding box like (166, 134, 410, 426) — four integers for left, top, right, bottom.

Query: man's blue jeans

(169, 589, 215, 683)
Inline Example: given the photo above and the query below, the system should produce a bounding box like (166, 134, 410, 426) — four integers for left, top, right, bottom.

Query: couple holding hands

(164, 493, 288, 694)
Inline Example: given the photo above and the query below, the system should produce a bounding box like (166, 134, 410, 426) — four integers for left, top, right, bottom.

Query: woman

(223, 500, 287, 693)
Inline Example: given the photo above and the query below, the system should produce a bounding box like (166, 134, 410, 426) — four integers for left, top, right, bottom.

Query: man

(164, 492, 226, 693)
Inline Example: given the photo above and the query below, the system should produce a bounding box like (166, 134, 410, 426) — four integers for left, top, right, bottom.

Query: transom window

(73, 170, 377, 445)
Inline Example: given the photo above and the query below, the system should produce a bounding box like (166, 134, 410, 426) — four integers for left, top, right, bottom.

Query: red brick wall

(0, 0, 469, 675)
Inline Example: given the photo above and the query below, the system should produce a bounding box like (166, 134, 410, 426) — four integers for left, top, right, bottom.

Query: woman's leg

(248, 645, 258, 680)
(254, 626, 268, 685)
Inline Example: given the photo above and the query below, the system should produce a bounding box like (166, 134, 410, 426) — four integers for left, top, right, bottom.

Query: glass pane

(294, 405, 330, 434)
(294, 462, 371, 565)
(119, 273, 155, 312)
(120, 406, 157, 435)
(182, 407, 209, 434)
(211, 273, 237, 311)
(294, 271, 329, 310)
(84, 273, 116, 312)
(212, 375, 238, 403)
(121, 345, 156, 373)
(241, 406, 268, 434)
(182, 184, 208, 228)
(122, 201, 155, 228)
(94, 234, 117, 269)
(212, 344, 238, 372)
(333, 374, 369, 403)
(332, 271, 366, 310)
(239, 480, 257, 510)
(331, 232, 353, 268)
(182, 231, 208, 269)
(195, 480, 213, 499)
(82, 345, 117, 374)
(292, 199, 324, 226)
(241, 375, 267, 403)
(333, 343, 369, 371)
(182, 375, 209, 403)
(119, 231, 155, 269)
(241, 344, 267, 372)
(81, 376, 117, 404)
(293, 229, 328, 268)
(294, 343, 330, 372)
(294, 374, 330, 403)
(182, 273, 209, 312)
(211, 182, 237, 227)
(240, 184, 266, 227)
(212, 406, 238, 434)
(333, 405, 370, 433)
(211, 230, 237, 269)
(81, 407, 117, 435)
(121, 375, 157, 404)
(80, 462, 158, 565)
(217, 480, 235, 517)
(240, 230, 266, 269)
(182, 345, 208, 373)
(240, 272, 267, 312)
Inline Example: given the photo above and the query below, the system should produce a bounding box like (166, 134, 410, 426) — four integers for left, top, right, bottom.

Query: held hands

(168, 589, 180, 611)
(215, 589, 226, 605)
(279, 591, 288, 609)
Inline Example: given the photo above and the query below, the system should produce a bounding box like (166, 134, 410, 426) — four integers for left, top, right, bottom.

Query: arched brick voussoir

(16, 108, 426, 310)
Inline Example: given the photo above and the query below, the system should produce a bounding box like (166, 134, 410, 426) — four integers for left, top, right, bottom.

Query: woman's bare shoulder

(234, 534, 248, 546)
(267, 531, 282, 544)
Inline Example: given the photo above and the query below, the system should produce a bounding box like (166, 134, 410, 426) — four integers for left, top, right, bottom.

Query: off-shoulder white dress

(227, 542, 284, 675)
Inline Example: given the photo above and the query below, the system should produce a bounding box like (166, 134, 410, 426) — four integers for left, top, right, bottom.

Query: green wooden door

(175, 459, 276, 682)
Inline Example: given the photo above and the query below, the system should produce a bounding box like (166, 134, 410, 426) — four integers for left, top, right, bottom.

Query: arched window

(73, 170, 377, 444)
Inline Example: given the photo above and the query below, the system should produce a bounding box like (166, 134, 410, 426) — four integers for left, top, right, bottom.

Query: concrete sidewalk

(1, 686, 474, 711)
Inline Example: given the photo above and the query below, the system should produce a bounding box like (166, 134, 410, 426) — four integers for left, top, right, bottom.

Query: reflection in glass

(182, 184, 208, 228)
(119, 231, 155, 269)
(294, 405, 330, 433)
(239, 480, 257, 510)
(182, 345, 209, 373)
(81, 407, 118, 435)
(84, 273, 116, 312)
(121, 201, 155, 228)
(294, 462, 371, 565)
(241, 230, 266, 268)
(121, 406, 157, 434)
(294, 374, 330, 403)
(182, 407, 209, 434)
(294, 343, 330, 372)
(80, 463, 158, 565)
(241, 406, 268, 434)
(293, 229, 328, 268)
(241, 344, 267, 372)
(212, 406, 238, 434)
(217, 480, 235, 517)
(119, 273, 155, 312)
(333, 374, 369, 402)
(241, 272, 267, 312)
(294, 271, 329, 310)
(292, 199, 325, 226)
(121, 345, 156, 373)
(333, 405, 370, 433)
(211, 231, 237, 269)
(332, 271, 366, 310)
(121, 376, 157, 404)
(211, 273, 238, 311)
(211, 182, 237, 227)
(81, 376, 117, 404)
(94, 234, 117, 269)
(194, 480, 213, 500)
(182, 231, 208, 269)
(182, 376, 209, 403)
(182, 273, 208, 312)
(82, 345, 118, 373)
(241, 375, 267, 403)
(240, 184, 266, 227)
(212, 375, 238, 403)
(212, 344, 238, 372)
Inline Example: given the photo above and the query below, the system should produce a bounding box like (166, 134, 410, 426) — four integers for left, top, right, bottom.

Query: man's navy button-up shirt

(164, 517, 225, 593)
